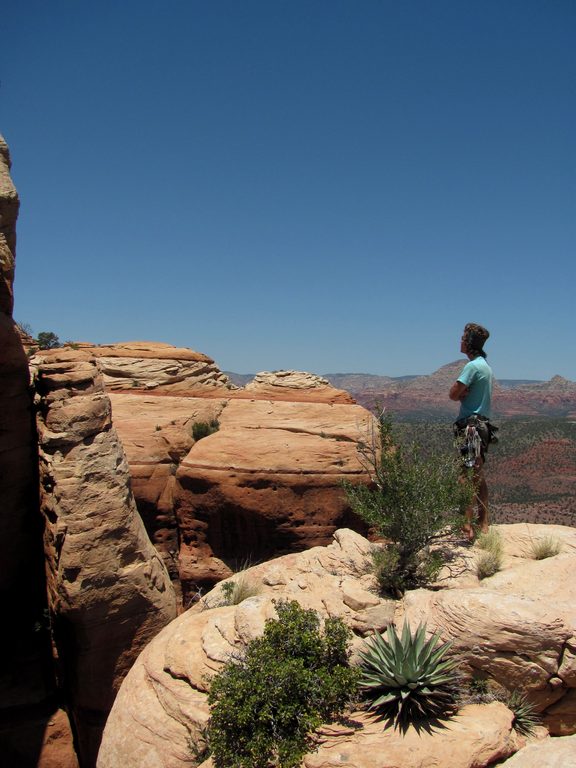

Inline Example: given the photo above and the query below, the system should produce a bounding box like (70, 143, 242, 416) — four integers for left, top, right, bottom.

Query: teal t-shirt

(457, 357, 493, 419)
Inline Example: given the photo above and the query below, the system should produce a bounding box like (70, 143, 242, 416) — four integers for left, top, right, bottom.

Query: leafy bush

(344, 414, 472, 596)
(207, 600, 359, 768)
(358, 622, 461, 730)
(505, 690, 540, 736)
(530, 536, 562, 560)
(192, 418, 220, 441)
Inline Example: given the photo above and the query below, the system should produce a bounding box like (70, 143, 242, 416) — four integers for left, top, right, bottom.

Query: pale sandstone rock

(241, 369, 355, 403)
(77, 341, 233, 391)
(498, 733, 576, 766)
(401, 527, 576, 727)
(98, 528, 543, 768)
(99, 525, 576, 768)
(304, 703, 517, 768)
(175, 399, 374, 596)
(35, 349, 177, 767)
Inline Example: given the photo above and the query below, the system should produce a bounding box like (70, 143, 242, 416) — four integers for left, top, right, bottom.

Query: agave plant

(358, 621, 461, 729)
(506, 690, 540, 736)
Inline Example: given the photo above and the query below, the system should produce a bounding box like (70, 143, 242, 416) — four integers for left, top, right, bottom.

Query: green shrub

(207, 600, 359, 768)
(36, 331, 61, 350)
(192, 418, 220, 441)
(358, 622, 461, 730)
(505, 690, 540, 736)
(530, 536, 562, 560)
(344, 414, 472, 596)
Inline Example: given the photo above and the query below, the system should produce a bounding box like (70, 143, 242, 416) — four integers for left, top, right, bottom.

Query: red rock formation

(105, 366, 372, 604)
(34, 348, 177, 767)
(108, 391, 227, 600)
(174, 395, 373, 599)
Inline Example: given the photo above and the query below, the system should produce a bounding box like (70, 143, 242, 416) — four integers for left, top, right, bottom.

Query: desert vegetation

(206, 600, 359, 768)
(191, 418, 220, 441)
(344, 414, 472, 597)
(475, 528, 504, 579)
(358, 621, 461, 730)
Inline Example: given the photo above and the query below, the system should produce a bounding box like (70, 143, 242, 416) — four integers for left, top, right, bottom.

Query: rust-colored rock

(34, 348, 178, 767)
(0, 707, 80, 768)
(109, 392, 227, 598)
(174, 397, 373, 597)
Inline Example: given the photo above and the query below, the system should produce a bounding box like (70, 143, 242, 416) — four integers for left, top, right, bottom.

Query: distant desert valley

(229, 364, 576, 527)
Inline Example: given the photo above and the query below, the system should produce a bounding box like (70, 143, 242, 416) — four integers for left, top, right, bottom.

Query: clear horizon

(2, 1, 575, 380)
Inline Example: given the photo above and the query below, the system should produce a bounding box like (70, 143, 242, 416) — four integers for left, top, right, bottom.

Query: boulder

(402, 525, 576, 728)
(239, 370, 355, 403)
(98, 525, 576, 768)
(34, 348, 178, 767)
(498, 733, 576, 766)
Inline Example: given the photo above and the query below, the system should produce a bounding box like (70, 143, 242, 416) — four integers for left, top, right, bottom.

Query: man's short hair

(464, 323, 489, 353)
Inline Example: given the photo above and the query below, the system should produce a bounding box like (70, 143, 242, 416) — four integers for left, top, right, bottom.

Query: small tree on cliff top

(36, 331, 61, 350)
(344, 412, 472, 597)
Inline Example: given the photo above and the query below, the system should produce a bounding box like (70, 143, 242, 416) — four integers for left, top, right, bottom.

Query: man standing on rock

(449, 323, 495, 540)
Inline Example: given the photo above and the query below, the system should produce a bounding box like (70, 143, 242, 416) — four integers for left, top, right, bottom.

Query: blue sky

(2, 1, 575, 379)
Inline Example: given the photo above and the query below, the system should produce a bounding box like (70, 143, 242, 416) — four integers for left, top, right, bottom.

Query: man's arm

(449, 381, 469, 401)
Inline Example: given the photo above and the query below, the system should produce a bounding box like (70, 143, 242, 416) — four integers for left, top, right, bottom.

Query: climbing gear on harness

(453, 414, 497, 466)
(459, 423, 482, 468)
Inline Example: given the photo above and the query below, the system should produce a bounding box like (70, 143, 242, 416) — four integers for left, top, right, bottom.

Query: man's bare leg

(461, 460, 489, 539)
(476, 461, 489, 533)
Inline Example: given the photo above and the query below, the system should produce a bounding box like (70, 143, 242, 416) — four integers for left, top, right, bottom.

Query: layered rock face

(98, 524, 576, 768)
(174, 396, 372, 598)
(78, 341, 233, 392)
(104, 363, 373, 602)
(34, 348, 178, 767)
(240, 370, 355, 403)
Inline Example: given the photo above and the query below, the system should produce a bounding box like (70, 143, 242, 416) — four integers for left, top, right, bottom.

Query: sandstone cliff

(0, 136, 76, 768)
(33, 348, 178, 767)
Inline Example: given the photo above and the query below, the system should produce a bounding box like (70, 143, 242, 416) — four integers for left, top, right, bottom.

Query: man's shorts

(453, 415, 493, 465)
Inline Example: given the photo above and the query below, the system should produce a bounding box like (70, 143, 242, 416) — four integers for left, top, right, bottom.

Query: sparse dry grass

(476, 528, 503, 579)
(530, 536, 562, 560)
